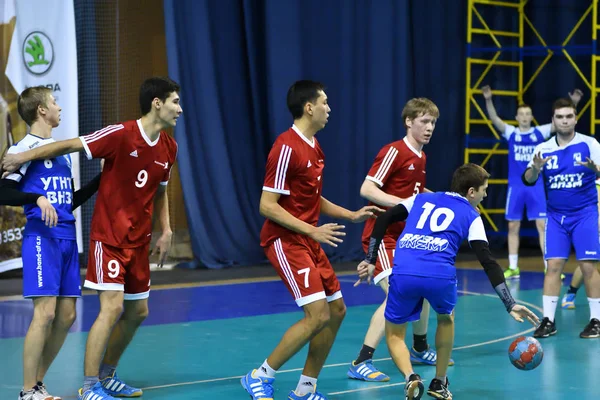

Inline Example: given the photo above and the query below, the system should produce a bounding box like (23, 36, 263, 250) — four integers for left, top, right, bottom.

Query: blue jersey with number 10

(392, 192, 487, 279)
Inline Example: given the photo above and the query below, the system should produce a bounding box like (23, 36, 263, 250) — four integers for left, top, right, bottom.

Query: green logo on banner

(22, 31, 54, 75)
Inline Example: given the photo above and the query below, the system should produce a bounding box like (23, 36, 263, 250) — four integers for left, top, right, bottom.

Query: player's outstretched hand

(569, 88, 584, 103)
(36, 196, 58, 228)
(354, 260, 375, 286)
(1, 153, 23, 173)
(576, 157, 600, 173)
(509, 304, 540, 326)
(309, 223, 346, 247)
(481, 85, 493, 99)
(350, 206, 385, 223)
(532, 152, 550, 171)
(152, 230, 173, 268)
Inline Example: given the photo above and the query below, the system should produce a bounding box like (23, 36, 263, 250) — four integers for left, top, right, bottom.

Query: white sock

(588, 298, 600, 320)
(435, 375, 446, 383)
(544, 259, 548, 272)
(405, 371, 416, 382)
(255, 359, 276, 379)
(295, 375, 317, 396)
(543, 295, 559, 321)
(509, 254, 518, 270)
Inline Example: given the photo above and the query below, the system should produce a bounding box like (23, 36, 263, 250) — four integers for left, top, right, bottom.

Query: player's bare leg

(535, 219, 546, 265)
(23, 296, 56, 390)
(578, 261, 600, 338)
(263, 298, 331, 370)
(505, 220, 521, 278)
(302, 298, 346, 377)
(362, 280, 389, 349)
(84, 291, 124, 377)
(385, 320, 414, 377)
(102, 298, 149, 369)
(412, 300, 430, 336)
(37, 297, 77, 381)
(434, 313, 454, 379)
(535, 258, 566, 338)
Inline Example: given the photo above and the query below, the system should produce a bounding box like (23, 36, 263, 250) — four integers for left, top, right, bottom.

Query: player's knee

(579, 262, 600, 279)
(437, 313, 454, 324)
(508, 221, 521, 234)
(57, 307, 77, 328)
(329, 300, 346, 322)
(131, 304, 149, 323)
(304, 302, 331, 331)
(33, 306, 56, 327)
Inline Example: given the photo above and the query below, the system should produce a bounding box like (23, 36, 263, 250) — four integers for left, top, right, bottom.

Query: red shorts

(265, 235, 342, 307)
(363, 236, 396, 285)
(83, 240, 151, 300)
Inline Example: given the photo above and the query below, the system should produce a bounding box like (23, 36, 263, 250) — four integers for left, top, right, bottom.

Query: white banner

(0, 0, 80, 273)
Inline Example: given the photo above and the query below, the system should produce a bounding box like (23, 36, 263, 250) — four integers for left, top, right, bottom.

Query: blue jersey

(503, 124, 551, 186)
(5, 134, 76, 239)
(392, 192, 487, 279)
(528, 133, 600, 214)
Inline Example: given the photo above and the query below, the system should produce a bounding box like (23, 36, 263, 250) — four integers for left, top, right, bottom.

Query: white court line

(139, 289, 542, 395)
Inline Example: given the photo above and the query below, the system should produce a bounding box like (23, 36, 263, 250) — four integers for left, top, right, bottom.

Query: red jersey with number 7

(79, 119, 178, 248)
(361, 137, 427, 246)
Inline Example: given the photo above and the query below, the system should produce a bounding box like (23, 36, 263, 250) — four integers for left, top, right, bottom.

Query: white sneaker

(36, 382, 62, 400)
(18, 388, 53, 400)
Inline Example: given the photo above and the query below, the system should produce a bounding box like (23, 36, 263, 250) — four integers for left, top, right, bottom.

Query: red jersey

(79, 120, 178, 248)
(260, 125, 325, 247)
(361, 137, 427, 245)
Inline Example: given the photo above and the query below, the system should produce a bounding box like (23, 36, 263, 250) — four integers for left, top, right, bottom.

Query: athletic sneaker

(427, 377, 452, 400)
(36, 382, 61, 400)
(78, 382, 117, 400)
(405, 373, 424, 400)
(580, 318, 600, 338)
(347, 359, 390, 382)
(241, 370, 275, 400)
(100, 372, 142, 397)
(18, 388, 53, 400)
(533, 317, 557, 338)
(288, 385, 328, 400)
(504, 268, 520, 279)
(561, 293, 576, 309)
(410, 347, 454, 366)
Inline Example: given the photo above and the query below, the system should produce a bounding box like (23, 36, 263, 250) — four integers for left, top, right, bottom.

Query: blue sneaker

(347, 359, 390, 382)
(562, 293, 576, 309)
(409, 347, 454, 366)
(241, 370, 275, 400)
(288, 385, 327, 400)
(78, 382, 117, 400)
(100, 372, 142, 397)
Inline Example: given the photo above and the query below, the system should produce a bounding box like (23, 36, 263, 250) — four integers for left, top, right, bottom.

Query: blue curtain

(164, 0, 591, 268)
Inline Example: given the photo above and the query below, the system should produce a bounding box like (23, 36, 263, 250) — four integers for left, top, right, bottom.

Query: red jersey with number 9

(79, 119, 178, 248)
(361, 137, 427, 246)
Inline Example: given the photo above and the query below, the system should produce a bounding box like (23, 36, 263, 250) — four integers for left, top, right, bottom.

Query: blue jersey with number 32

(392, 192, 487, 279)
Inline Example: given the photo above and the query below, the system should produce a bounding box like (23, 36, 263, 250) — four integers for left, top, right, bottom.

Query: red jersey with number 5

(361, 137, 427, 246)
(79, 119, 178, 248)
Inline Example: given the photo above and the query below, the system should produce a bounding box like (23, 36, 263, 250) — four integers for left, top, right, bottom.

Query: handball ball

(508, 336, 543, 370)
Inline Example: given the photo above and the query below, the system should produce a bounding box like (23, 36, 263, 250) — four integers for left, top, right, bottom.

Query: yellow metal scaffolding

(465, 0, 600, 232)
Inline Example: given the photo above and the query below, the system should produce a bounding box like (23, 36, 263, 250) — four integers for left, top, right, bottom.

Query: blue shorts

(22, 235, 81, 298)
(385, 274, 457, 325)
(545, 206, 600, 260)
(505, 184, 546, 221)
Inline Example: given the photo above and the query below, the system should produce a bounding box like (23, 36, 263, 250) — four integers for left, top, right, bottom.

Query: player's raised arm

(1, 137, 83, 172)
(481, 85, 507, 133)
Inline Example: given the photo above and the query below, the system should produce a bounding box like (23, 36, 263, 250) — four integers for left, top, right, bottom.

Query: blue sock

(82, 376, 99, 393)
(99, 363, 117, 380)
